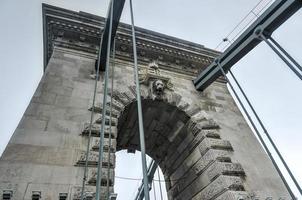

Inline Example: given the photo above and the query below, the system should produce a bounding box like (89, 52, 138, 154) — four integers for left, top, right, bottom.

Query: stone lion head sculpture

(152, 79, 165, 96)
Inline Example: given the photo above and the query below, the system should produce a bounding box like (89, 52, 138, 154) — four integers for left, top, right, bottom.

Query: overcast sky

(0, 0, 301, 199)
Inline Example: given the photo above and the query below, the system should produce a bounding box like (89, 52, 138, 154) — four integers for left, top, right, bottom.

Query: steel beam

(194, 0, 302, 91)
(134, 160, 158, 200)
(98, 0, 125, 71)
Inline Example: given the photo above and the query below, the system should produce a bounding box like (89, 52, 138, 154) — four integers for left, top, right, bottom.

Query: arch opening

(116, 99, 193, 199)
(117, 99, 190, 163)
(115, 150, 168, 200)
(103, 86, 241, 199)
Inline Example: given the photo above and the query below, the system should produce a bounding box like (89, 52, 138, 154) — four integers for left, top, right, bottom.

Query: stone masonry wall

(0, 47, 291, 200)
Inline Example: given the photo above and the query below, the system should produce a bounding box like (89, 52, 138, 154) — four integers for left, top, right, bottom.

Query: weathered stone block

(87, 168, 114, 185)
(191, 175, 244, 200)
(91, 137, 116, 152)
(75, 150, 115, 167)
(193, 149, 232, 176)
(207, 161, 245, 181)
(82, 123, 117, 138)
(215, 191, 251, 200)
(95, 115, 118, 126)
(198, 138, 233, 156)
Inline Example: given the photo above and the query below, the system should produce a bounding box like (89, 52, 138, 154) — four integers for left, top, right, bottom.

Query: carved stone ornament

(72, 186, 95, 200)
(139, 61, 174, 100)
(88, 169, 98, 184)
(87, 168, 114, 185)
(76, 151, 99, 166)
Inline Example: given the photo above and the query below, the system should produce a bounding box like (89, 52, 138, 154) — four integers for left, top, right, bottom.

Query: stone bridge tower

(0, 4, 291, 200)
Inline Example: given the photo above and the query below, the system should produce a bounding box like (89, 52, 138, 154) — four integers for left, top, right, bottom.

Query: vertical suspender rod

(129, 0, 150, 199)
(106, 39, 116, 199)
(217, 63, 296, 199)
(80, 20, 105, 200)
(157, 168, 163, 200)
(152, 180, 157, 200)
(96, 0, 114, 199)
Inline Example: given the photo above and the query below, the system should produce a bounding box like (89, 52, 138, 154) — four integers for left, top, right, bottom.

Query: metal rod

(217, 64, 296, 199)
(260, 34, 302, 80)
(157, 168, 163, 200)
(80, 21, 105, 200)
(96, 0, 114, 199)
(152, 180, 157, 200)
(269, 36, 302, 73)
(129, 0, 150, 199)
(106, 39, 116, 199)
(229, 69, 302, 195)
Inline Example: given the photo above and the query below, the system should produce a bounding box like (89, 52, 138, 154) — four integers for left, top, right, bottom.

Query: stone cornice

(42, 3, 223, 79)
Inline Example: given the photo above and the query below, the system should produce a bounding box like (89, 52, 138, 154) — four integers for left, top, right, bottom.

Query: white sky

(0, 0, 301, 199)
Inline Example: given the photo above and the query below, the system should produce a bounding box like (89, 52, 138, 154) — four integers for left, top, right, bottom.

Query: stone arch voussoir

(79, 85, 248, 200)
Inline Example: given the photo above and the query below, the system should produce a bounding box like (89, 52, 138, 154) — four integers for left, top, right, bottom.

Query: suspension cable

(217, 64, 296, 199)
(106, 38, 116, 199)
(129, 0, 150, 199)
(229, 69, 302, 195)
(157, 168, 163, 200)
(80, 22, 105, 200)
(115, 175, 184, 182)
(96, 0, 114, 199)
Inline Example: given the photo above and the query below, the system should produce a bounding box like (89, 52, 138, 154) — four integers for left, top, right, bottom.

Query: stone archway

(0, 6, 292, 198)
(80, 83, 247, 200)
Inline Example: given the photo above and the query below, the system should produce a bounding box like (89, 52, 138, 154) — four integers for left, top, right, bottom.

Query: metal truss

(194, 0, 302, 91)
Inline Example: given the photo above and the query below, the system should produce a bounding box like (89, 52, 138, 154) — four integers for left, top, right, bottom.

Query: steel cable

(129, 0, 150, 199)
(80, 20, 105, 200)
(106, 39, 116, 199)
(96, 0, 114, 199)
(157, 168, 164, 200)
(229, 69, 302, 195)
(217, 64, 296, 199)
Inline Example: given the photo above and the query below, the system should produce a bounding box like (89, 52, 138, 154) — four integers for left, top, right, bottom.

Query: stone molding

(42, 4, 222, 78)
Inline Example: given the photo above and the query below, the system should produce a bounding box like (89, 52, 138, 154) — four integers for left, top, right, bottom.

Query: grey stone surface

(0, 4, 292, 200)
